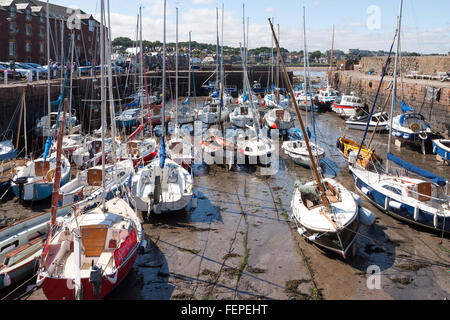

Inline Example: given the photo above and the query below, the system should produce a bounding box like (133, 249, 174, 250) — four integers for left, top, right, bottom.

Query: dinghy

(282, 140, 325, 168)
(0, 210, 71, 290)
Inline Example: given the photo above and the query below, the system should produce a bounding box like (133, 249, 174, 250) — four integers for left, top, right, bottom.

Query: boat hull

(432, 140, 450, 163)
(351, 169, 450, 233)
(39, 246, 139, 300)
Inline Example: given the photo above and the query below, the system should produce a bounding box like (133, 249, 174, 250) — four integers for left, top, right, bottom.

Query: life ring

(46, 169, 56, 183)
(410, 122, 420, 132)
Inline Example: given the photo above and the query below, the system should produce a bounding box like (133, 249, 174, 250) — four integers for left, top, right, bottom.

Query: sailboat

(282, 10, 325, 169)
(236, 8, 275, 167)
(131, 1, 194, 216)
(0, 98, 71, 290)
(36, 0, 144, 300)
(349, 0, 449, 234)
(270, 14, 360, 258)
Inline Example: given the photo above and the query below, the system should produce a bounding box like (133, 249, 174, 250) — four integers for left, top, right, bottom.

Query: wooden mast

(15, 90, 25, 151)
(269, 19, 329, 209)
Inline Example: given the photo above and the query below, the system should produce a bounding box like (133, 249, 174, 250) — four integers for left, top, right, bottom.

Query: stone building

(0, 0, 101, 65)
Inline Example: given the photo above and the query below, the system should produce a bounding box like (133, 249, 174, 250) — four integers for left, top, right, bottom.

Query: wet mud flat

(2, 111, 449, 300)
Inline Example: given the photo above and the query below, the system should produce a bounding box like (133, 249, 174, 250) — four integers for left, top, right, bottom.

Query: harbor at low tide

(1, 109, 448, 301)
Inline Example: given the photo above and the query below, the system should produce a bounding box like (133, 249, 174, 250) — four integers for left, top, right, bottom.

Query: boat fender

(419, 132, 428, 141)
(2, 273, 11, 288)
(358, 206, 375, 226)
(105, 270, 118, 285)
(351, 192, 363, 206)
(192, 193, 198, 209)
(361, 187, 372, 196)
(389, 200, 405, 211)
(414, 206, 420, 221)
(403, 134, 411, 140)
(89, 265, 103, 299)
(434, 213, 438, 229)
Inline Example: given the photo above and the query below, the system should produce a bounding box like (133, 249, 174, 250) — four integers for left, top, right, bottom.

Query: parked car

(0, 68, 20, 80)
(0, 62, 28, 79)
(15, 63, 38, 78)
(22, 63, 48, 78)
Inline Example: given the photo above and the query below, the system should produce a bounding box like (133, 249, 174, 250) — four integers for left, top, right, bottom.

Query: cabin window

(383, 185, 402, 195)
(1, 240, 19, 253)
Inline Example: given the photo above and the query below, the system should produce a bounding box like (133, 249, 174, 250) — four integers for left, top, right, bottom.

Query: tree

(112, 37, 134, 48)
(310, 50, 322, 61)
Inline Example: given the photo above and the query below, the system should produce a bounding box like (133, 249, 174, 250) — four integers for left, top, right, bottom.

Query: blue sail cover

(159, 136, 166, 169)
(182, 97, 191, 106)
(0, 149, 18, 161)
(43, 136, 52, 161)
(387, 153, 447, 186)
(401, 101, 414, 113)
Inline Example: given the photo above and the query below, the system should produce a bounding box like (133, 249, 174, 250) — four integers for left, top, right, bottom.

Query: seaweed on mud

(246, 266, 266, 274)
(178, 247, 201, 255)
(390, 277, 414, 285)
(284, 280, 311, 300)
(172, 293, 195, 300)
(201, 269, 218, 278)
(397, 263, 428, 272)
(222, 253, 241, 260)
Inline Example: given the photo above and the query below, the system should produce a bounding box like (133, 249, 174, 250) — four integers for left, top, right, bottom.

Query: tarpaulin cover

(387, 153, 447, 186)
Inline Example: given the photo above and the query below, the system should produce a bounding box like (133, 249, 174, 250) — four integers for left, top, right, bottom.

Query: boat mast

(276, 24, 280, 104)
(175, 7, 179, 128)
(47, 0, 51, 135)
(69, 29, 75, 134)
(162, 0, 166, 137)
(188, 31, 192, 98)
(302, 7, 308, 126)
(215, 7, 219, 89)
(269, 18, 329, 209)
(106, 0, 119, 183)
(329, 24, 335, 88)
(100, 0, 106, 210)
(387, 0, 403, 174)
(218, 3, 224, 130)
(139, 6, 144, 134)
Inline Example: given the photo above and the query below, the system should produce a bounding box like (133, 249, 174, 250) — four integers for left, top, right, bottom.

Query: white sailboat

(131, 1, 195, 216)
(270, 14, 360, 258)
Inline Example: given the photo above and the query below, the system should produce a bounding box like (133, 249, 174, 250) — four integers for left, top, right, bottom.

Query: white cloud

(265, 7, 275, 13)
(105, 6, 450, 54)
(192, 0, 213, 4)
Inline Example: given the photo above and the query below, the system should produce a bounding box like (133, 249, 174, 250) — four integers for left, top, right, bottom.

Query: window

(89, 20, 94, 32)
(9, 23, 15, 33)
(88, 35, 91, 41)
(26, 9, 31, 21)
(26, 42, 31, 52)
(40, 12, 45, 23)
(383, 185, 402, 196)
(10, 7, 15, 18)
(9, 42, 15, 56)
(77, 34, 80, 41)
(40, 26, 45, 37)
(40, 43, 44, 53)
(26, 25, 31, 35)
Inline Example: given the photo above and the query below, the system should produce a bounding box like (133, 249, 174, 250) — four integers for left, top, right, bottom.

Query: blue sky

(55, 0, 450, 53)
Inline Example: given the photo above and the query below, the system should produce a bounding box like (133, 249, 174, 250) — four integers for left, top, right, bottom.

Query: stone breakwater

(336, 71, 450, 137)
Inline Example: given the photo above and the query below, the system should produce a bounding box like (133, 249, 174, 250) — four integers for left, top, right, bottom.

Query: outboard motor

(15, 177, 28, 202)
(89, 265, 103, 300)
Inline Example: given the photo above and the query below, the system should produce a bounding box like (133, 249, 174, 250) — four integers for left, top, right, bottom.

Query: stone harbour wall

(336, 71, 450, 138)
(360, 56, 450, 76)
